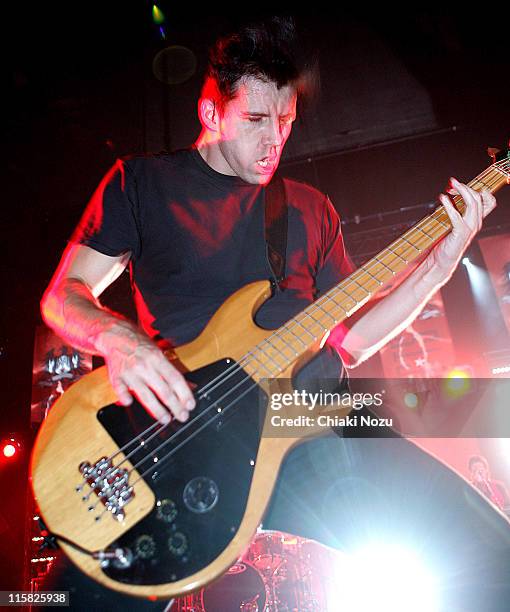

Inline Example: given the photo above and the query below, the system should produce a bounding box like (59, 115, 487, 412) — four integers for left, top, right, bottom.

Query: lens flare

(443, 368, 471, 398)
(152, 5, 165, 25)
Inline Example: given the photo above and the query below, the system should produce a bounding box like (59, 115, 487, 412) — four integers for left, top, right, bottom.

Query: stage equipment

(170, 530, 345, 611)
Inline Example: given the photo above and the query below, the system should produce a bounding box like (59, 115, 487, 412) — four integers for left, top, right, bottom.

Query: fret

(360, 265, 383, 286)
(351, 276, 372, 299)
(401, 234, 422, 253)
(257, 342, 283, 372)
(282, 323, 308, 350)
(414, 224, 436, 241)
(493, 165, 510, 180)
(302, 309, 328, 334)
(247, 351, 274, 378)
(275, 332, 299, 357)
(321, 291, 348, 314)
(452, 195, 466, 213)
(266, 336, 298, 362)
(433, 212, 450, 230)
(374, 256, 396, 276)
(387, 245, 408, 264)
(474, 179, 492, 190)
(311, 302, 338, 326)
(292, 317, 318, 343)
(336, 285, 359, 308)
(428, 214, 450, 233)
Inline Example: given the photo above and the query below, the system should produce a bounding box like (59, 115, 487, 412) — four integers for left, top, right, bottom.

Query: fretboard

(244, 156, 510, 383)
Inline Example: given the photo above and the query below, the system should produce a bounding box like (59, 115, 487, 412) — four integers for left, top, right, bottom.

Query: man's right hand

(96, 320, 196, 425)
(41, 245, 195, 425)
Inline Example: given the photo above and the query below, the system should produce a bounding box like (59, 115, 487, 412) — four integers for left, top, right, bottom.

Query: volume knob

(135, 535, 156, 560)
(167, 532, 188, 557)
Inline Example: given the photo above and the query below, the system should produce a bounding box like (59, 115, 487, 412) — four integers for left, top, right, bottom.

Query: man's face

(213, 76, 297, 185)
(471, 461, 488, 483)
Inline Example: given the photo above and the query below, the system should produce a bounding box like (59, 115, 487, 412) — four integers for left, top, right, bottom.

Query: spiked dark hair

(202, 17, 311, 110)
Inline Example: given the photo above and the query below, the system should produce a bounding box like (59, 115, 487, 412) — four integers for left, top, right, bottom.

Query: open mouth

(256, 156, 277, 169)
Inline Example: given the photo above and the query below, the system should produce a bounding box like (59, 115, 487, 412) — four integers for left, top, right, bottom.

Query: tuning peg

(487, 147, 500, 161)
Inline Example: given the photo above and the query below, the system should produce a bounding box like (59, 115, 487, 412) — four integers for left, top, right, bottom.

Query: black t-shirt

(73, 148, 353, 351)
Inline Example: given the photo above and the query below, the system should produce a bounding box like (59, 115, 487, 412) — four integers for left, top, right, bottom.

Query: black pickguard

(96, 358, 267, 585)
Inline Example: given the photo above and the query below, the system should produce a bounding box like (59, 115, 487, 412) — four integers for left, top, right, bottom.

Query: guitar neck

(244, 157, 510, 383)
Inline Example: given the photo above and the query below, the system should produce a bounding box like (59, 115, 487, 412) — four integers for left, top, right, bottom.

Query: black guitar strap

(264, 175, 287, 292)
(265, 175, 350, 394)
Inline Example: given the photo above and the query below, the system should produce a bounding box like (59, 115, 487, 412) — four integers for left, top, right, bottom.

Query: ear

(198, 97, 220, 132)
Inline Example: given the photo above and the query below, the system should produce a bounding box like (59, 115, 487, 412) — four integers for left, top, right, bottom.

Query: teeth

(257, 159, 269, 167)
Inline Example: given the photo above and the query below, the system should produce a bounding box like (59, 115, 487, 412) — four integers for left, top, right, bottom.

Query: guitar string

(92, 376, 261, 521)
(78, 161, 508, 498)
(78, 162, 508, 500)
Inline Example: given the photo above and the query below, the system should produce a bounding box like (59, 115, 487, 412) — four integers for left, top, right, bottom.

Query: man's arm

(41, 244, 195, 423)
(338, 178, 497, 366)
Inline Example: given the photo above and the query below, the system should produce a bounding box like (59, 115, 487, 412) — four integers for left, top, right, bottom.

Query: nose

(262, 118, 285, 147)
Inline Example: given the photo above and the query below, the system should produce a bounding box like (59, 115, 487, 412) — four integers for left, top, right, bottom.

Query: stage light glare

(446, 368, 470, 379)
(3, 443, 16, 458)
(329, 543, 439, 612)
(443, 368, 471, 398)
(462, 257, 470, 266)
(152, 5, 165, 25)
(404, 392, 419, 409)
(500, 439, 510, 468)
(2, 437, 21, 459)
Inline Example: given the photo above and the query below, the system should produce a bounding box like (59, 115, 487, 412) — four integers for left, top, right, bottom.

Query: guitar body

(30, 280, 338, 599)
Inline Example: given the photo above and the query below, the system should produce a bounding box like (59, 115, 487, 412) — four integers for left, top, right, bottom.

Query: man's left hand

(428, 177, 497, 280)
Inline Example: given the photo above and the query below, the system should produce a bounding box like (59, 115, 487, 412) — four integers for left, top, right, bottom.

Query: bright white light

(2, 443, 16, 458)
(462, 260, 492, 304)
(500, 439, 510, 468)
(327, 543, 439, 612)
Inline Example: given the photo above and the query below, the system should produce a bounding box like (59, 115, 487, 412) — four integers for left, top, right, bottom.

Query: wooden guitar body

(31, 280, 347, 598)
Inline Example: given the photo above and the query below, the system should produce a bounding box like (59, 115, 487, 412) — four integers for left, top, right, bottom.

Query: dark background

(2, 5, 509, 593)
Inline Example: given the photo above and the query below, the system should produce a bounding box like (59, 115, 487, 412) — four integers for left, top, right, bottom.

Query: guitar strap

(264, 176, 350, 393)
(264, 175, 287, 292)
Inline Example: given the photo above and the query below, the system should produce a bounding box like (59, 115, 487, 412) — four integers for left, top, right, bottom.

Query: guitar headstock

(488, 144, 510, 163)
(487, 144, 510, 185)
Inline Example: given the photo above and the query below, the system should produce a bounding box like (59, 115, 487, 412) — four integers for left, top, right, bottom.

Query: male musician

(469, 455, 510, 515)
(41, 18, 496, 427)
(37, 15, 508, 610)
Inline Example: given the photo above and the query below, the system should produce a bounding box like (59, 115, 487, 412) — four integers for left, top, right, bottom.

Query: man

(469, 455, 510, 515)
(41, 19, 495, 426)
(39, 18, 504, 608)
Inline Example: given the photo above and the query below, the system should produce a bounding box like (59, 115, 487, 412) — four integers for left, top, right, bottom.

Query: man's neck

(195, 133, 218, 168)
(194, 131, 236, 177)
